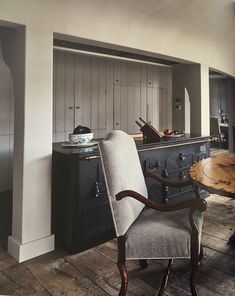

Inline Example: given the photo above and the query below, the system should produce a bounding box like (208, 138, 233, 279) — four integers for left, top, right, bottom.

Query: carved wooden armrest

(144, 172, 192, 188)
(116, 190, 207, 258)
(116, 190, 207, 213)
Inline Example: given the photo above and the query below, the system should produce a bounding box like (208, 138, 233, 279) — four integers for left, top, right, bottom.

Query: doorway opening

(209, 70, 229, 152)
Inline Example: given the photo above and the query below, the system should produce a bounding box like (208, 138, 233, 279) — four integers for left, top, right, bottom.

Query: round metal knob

(178, 153, 185, 161)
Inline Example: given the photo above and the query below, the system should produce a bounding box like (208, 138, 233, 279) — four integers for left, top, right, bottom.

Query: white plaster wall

(200, 64, 210, 136)
(51, 0, 235, 76)
(0, 0, 235, 76)
(0, 0, 234, 261)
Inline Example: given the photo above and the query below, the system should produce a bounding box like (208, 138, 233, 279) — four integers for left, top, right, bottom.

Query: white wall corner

(8, 234, 55, 263)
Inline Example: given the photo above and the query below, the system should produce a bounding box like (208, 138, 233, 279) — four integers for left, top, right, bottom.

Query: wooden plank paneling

(65, 53, 75, 139)
(82, 55, 91, 128)
(134, 86, 141, 133)
(147, 64, 153, 87)
(113, 85, 121, 130)
(55, 51, 66, 133)
(98, 58, 106, 130)
(167, 70, 172, 129)
(55, 131, 66, 143)
(74, 54, 83, 128)
(113, 60, 120, 85)
(127, 86, 134, 133)
(140, 64, 147, 121)
(152, 87, 159, 129)
(91, 57, 99, 131)
(53, 50, 172, 139)
(128, 62, 141, 87)
(152, 65, 159, 88)
(120, 86, 128, 132)
(159, 67, 168, 88)
(105, 59, 114, 134)
(159, 88, 164, 131)
(120, 60, 128, 86)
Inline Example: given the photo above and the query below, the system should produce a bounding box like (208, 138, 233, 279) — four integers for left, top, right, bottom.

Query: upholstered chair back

(210, 117, 220, 136)
(99, 130, 147, 237)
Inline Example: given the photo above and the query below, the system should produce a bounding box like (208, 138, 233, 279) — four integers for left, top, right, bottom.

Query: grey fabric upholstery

(99, 130, 147, 236)
(125, 208, 203, 259)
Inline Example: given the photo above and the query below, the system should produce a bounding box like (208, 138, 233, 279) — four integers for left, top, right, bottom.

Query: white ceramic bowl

(69, 133, 94, 144)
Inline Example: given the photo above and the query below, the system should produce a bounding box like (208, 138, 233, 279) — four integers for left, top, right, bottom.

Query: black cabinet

(52, 137, 210, 253)
(52, 152, 115, 254)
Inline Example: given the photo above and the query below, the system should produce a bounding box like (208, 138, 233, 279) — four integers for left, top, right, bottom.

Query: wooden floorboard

(0, 193, 234, 295)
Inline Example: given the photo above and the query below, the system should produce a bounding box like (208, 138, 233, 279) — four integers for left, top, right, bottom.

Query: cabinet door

(79, 156, 114, 246)
(74, 55, 114, 138)
(113, 60, 142, 134)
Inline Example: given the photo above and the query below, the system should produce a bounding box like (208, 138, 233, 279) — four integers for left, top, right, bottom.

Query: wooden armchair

(99, 130, 207, 296)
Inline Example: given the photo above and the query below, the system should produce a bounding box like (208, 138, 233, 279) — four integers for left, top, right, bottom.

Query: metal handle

(179, 171, 186, 179)
(95, 182, 100, 198)
(178, 153, 185, 161)
(84, 155, 100, 160)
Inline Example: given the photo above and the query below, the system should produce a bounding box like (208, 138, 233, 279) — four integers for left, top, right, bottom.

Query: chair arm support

(144, 172, 192, 188)
(116, 190, 207, 213)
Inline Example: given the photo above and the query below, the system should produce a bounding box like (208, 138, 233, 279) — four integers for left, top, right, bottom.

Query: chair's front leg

(199, 245, 204, 263)
(139, 259, 149, 269)
(189, 210, 200, 296)
(190, 259, 199, 296)
(117, 236, 128, 296)
(158, 258, 173, 296)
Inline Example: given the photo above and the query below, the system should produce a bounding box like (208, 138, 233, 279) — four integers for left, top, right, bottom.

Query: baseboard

(8, 234, 55, 263)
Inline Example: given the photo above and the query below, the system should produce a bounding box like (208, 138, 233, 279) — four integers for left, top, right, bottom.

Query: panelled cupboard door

(74, 54, 113, 138)
(114, 85, 141, 134)
(76, 54, 91, 130)
(146, 65, 171, 131)
(113, 60, 143, 134)
(53, 51, 66, 142)
(147, 86, 160, 130)
(65, 53, 75, 140)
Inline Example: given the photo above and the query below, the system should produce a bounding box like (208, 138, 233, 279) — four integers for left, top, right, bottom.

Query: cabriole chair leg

(190, 264, 199, 296)
(199, 245, 204, 262)
(117, 236, 128, 296)
(139, 259, 149, 269)
(158, 258, 173, 296)
(117, 261, 128, 296)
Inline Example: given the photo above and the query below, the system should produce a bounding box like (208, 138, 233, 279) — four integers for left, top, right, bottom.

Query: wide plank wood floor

(0, 193, 234, 296)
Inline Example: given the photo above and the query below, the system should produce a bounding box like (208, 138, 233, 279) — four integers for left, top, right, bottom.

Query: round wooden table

(189, 153, 235, 246)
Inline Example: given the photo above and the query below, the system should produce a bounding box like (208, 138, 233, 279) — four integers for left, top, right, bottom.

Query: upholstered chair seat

(126, 208, 203, 259)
